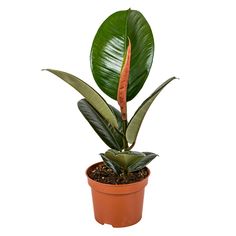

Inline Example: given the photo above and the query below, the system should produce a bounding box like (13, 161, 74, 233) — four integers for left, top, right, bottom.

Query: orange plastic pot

(86, 162, 150, 227)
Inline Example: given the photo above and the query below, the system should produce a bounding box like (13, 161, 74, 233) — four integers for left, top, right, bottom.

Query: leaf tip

(172, 76, 180, 80)
(42, 69, 52, 73)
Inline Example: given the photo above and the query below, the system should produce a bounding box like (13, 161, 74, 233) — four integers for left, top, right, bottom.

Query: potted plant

(44, 9, 177, 227)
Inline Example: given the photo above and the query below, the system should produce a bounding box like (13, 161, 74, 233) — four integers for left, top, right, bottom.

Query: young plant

(44, 9, 177, 176)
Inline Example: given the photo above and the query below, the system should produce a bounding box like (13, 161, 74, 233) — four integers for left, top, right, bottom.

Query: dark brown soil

(87, 162, 149, 185)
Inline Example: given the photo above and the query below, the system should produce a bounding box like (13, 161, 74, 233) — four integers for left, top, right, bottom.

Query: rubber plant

(44, 9, 178, 227)
(44, 9, 177, 178)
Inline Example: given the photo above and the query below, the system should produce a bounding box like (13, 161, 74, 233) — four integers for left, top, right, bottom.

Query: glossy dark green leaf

(126, 77, 178, 144)
(44, 69, 118, 128)
(90, 9, 154, 101)
(104, 149, 143, 169)
(128, 152, 157, 172)
(100, 153, 123, 175)
(102, 149, 154, 173)
(115, 151, 145, 170)
(108, 105, 123, 132)
(78, 99, 123, 150)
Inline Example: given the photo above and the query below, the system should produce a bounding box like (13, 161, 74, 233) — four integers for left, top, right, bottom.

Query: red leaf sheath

(117, 39, 131, 120)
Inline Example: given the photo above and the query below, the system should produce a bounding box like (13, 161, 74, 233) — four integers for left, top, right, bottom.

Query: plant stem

(122, 120, 128, 150)
(126, 141, 135, 151)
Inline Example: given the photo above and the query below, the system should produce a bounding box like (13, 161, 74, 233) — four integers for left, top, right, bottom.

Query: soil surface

(87, 162, 149, 184)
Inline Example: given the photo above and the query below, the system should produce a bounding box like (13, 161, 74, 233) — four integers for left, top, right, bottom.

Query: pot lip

(86, 161, 150, 187)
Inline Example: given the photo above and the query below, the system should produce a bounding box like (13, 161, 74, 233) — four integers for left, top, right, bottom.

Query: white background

(0, 0, 236, 235)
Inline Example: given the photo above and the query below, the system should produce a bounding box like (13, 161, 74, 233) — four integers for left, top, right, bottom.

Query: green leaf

(100, 153, 123, 175)
(115, 151, 145, 170)
(78, 99, 123, 150)
(128, 152, 157, 172)
(44, 69, 118, 128)
(102, 149, 157, 173)
(108, 105, 123, 132)
(126, 77, 178, 144)
(90, 9, 154, 101)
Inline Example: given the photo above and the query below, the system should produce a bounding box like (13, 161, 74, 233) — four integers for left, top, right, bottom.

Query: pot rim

(86, 161, 150, 188)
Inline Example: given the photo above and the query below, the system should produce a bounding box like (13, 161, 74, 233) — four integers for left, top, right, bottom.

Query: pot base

(95, 217, 142, 228)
